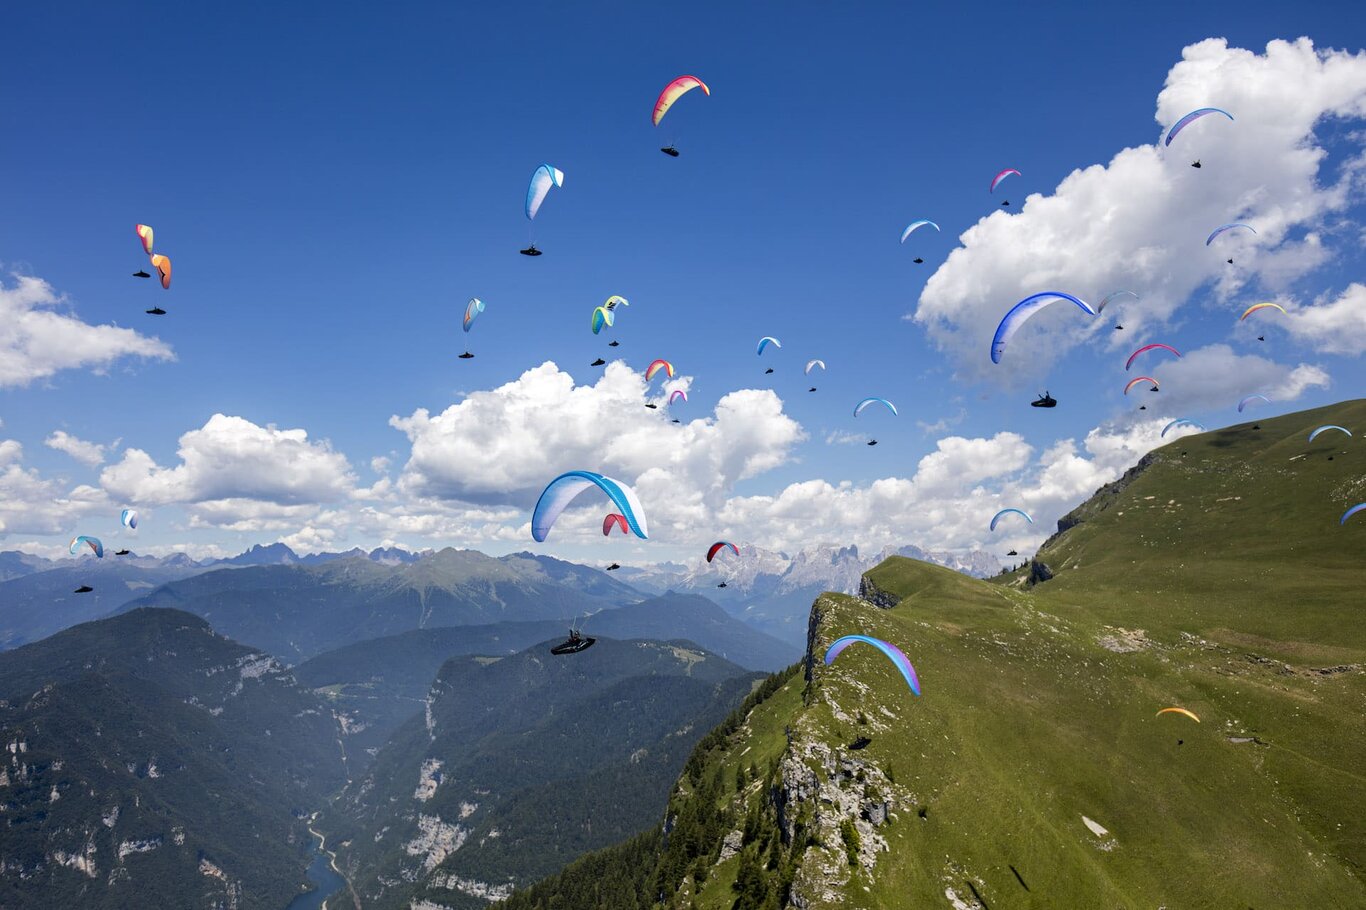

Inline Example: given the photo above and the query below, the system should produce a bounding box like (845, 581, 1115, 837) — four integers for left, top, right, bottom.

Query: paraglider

(114, 549, 131, 556)
(1125, 343, 1181, 370)
(604, 295, 629, 312)
(1308, 425, 1351, 442)
(1124, 377, 1159, 395)
(120, 509, 138, 529)
(69, 536, 104, 558)
(609, 341, 620, 347)
(150, 254, 171, 289)
(1031, 392, 1057, 408)
(991, 292, 1095, 363)
(135, 224, 155, 255)
(854, 398, 897, 417)
(706, 541, 739, 563)
(764, 368, 774, 375)
(867, 440, 878, 446)
(1164, 107, 1233, 146)
(913, 258, 924, 264)
(1240, 302, 1286, 321)
(824, 635, 921, 697)
(606, 563, 621, 571)
(1156, 707, 1200, 723)
(73, 585, 93, 594)
(756, 336, 781, 356)
(901, 221, 940, 243)
(668, 390, 687, 405)
(603, 513, 629, 536)
(990, 168, 1020, 193)
(653, 75, 710, 155)
(523, 164, 564, 253)
(1341, 504, 1366, 525)
(645, 359, 674, 382)
(1237, 394, 1269, 413)
(1205, 223, 1255, 246)
(1097, 291, 1138, 313)
(133, 270, 151, 279)
(1191, 160, 1201, 168)
(590, 357, 606, 366)
(717, 581, 728, 587)
(460, 352, 475, 360)
(146, 307, 166, 316)
(989, 509, 1032, 532)
(532, 471, 648, 542)
(805, 360, 826, 375)
(1161, 418, 1205, 438)
(1006, 549, 1018, 556)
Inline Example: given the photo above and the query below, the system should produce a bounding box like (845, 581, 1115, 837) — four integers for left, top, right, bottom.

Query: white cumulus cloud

(44, 431, 107, 467)
(0, 274, 174, 387)
(913, 38, 1366, 381)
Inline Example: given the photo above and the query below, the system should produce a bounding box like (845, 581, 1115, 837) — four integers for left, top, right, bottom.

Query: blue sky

(2, 1, 1364, 563)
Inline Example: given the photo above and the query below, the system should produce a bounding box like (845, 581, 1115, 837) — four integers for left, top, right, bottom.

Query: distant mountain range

(616, 542, 1000, 646)
(0, 608, 347, 910)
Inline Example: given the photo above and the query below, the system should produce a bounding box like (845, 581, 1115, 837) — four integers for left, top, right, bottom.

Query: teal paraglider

(824, 635, 921, 697)
(532, 471, 647, 542)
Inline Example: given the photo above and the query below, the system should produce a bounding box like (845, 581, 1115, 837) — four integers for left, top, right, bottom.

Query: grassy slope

(511, 399, 1366, 908)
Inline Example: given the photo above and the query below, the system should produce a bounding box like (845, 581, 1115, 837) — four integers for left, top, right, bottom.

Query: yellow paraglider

(1240, 302, 1286, 321)
(1156, 707, 1200, 723)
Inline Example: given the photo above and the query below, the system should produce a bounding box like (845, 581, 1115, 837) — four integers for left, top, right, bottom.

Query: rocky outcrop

(1027, 559, 1054, 586)
(857, 574, 900, 610)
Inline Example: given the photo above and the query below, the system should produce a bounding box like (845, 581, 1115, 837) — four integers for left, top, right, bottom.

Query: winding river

(285, 827, 350, 910)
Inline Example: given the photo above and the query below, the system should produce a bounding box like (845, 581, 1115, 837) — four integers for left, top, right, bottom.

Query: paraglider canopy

(652, 75, 710, 126)
(1125, 343, 1181, 371)
(991, 292, 1095, 364)
(854, 397, 897, 418)
(668, 389, 687, 405)
(69, 536, 104, 558)
(706, 541, 739, 563)
(150, 254, 171, 289)
(532, 471, 648, 542)
(591, 307, 614, 335)
(824, 635, 921, 697)
(645, 359, 675, 382)
(990, 168, 1020, 193)
(1341, 503, 1366, 525)
(900, 220, 940, 243)
(463, 298, 485, 333)
(1156, 707, 1200, 722)
(756, 336, 782, 356)
(1308, 425, 1351, 443)
(1161, 418, 1205, 438)
(1205, 223, 1255, 246)
(120, 509, 138, 529)
(603, 513, 629, 536)
(1097, 290, 1138, 313)
(135, 224, 155, 255)
(1124, 377, 1159, 396)
(1237, 394, 1269, 413)
(1240, 302, 1286, 321)
(1164, 107, 1233, 146)
(989, 508, 1032, 532)
(804, 359, 826, 375)
(526, 165, 565, 221)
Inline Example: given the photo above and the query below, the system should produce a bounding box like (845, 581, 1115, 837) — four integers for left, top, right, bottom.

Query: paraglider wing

(824, 635, 921, 696)
(526, 164, 565, 221)
(900, 220, 940, 243)
(1125, 343, 1181, 370)
(1205, 223, 1255, 246)
(853, 397, 897, 417)
(1307, 425, 1352, 443)
(1341, 503, 1366, 525)
(1124, 377, 1159, 395)
(1097, 290, 1138, 313)
(120, 509, 138, 529)
(150, 254, 171, 289)
(532, 471, 648, 542)
(644, 359, 675, 382)
(652, 75, 710, 126)
(1239, 302, 1286, 321)
(805, 359, 826, 375)
(989, 508, 1033, 532)
(990, 292, 1095, 364)
(591, 306, 614, 335)
(756, 336, 781, 356)
(1161, 418, 1205, 438)
(1156, 707, 1200, 722)
(668, 389, 687, 405)
(990, 169, 1021, 193)
(604, 295, 629, 312)
(69, 535, 104, 558)
(463, 298, 485, 333)
(135, 224, 154, 255)
(602, 513, 629, 536)
(706, 541, 739, 563)
(1237, 394, 1270, 413)
(1164, 107, 1233, 146)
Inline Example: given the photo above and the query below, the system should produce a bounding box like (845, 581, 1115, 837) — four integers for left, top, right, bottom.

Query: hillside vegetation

(507, 399, 1366, 908)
